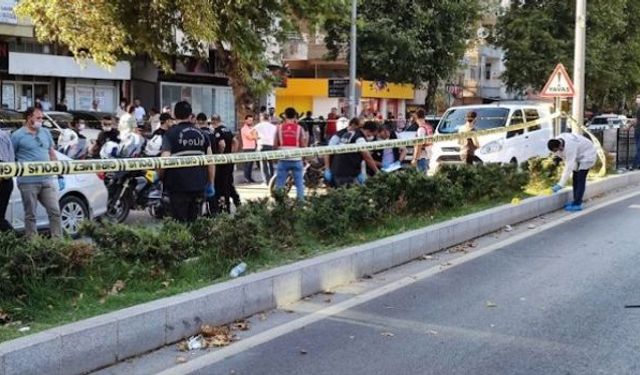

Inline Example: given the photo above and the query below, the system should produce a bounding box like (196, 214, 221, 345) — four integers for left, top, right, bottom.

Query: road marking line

(157, 189, 640, 375)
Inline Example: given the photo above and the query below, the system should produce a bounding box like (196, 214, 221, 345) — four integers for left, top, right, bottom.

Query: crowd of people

(0, 99, 599, 236)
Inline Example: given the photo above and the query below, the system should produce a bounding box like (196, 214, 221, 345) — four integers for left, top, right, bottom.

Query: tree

(16, 0, 339, 117)
(324, 0, 481, 113)
(496, 0, 640, 111)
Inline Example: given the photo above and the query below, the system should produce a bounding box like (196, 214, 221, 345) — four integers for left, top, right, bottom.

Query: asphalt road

(193, 193, 640, 375)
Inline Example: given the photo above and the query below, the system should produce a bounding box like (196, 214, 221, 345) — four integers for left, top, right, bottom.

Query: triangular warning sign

(540, 64, 575, 98)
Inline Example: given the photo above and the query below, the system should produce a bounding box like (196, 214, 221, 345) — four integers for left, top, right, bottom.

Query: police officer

(160, 101, 215, 222)
(211, 114, 240, 214)
(327, 118, 379, 188)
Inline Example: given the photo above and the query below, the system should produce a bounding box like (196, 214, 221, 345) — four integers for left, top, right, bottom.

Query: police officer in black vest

(160, 101, 215, 222)
(329, 119, 380, 187)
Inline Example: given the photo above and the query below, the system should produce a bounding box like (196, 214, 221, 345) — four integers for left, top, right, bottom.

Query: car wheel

(60, 195, 89, 238)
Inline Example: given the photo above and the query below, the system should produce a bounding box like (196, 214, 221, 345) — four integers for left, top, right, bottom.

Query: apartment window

(485, 63, 492, 81)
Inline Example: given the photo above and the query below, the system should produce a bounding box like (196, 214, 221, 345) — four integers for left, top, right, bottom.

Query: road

(172, 192, 640, 375)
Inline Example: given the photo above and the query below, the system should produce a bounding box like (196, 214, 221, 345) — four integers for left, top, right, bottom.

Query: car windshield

(590, 117, 609, 125)
(46, 113, 73, 129)
(0, 111, 24, 130)
(437, 107, 509, 134)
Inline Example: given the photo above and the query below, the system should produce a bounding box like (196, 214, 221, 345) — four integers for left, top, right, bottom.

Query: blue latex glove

(323, 169, 333, 183)
(357, 172, 366, 185)
(551, 184, 562, 193)
(58, 177, 66, 191)
(205, 183, 215, 198)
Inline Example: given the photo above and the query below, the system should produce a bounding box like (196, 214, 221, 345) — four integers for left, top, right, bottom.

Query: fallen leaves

(486, 301, 497, 308)
(299, 349, 308, 355)
(175, 356, 188, 364)
(0, 308, 11, 325)
(178, 321, 251, 351)
(109, 280, 126, 296)
(380, 332, 395, 337)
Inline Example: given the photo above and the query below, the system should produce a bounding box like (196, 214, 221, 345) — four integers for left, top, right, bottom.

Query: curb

(1, 172, 639, 375)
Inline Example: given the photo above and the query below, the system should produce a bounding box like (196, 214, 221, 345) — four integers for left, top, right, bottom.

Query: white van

(430, 102, 554, 173)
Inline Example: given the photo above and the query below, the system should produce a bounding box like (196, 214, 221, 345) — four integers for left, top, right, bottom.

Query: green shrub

(438, 163, 528, 201)
(301, 185, 380, 240)
(0, 232, 95, 298)
(366, 170, 463, 214)
(524, 156, 562, 191)
(81, 220, 196, 272)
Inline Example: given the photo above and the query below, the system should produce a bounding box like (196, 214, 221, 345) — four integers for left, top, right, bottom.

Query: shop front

(275, 78, 414, 119)
(159, 81, 236, 130)
(6, 52, 130, 112)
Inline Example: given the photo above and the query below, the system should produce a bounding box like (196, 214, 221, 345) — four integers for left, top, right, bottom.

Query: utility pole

(348, 0, 357, 118)
(572, 0, 586, 133)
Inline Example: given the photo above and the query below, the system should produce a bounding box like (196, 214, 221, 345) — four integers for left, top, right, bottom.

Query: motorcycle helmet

(118, 132, 145, 158)
(57, 129, 79, 156)
(100, 141, 120, 159)
(336, 117, 349, 131)
(144, 134, 163, 156)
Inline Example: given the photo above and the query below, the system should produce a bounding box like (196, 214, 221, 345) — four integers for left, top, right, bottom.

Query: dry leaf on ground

(176, 356, 188, 364)
(108, 280, 126, 296)
(200, 324, 236, 347)
(231, 320, 250, 331)
(486, 301, 498, 308)
(380, 332, 395, 337)
(176, 341, 189, 352)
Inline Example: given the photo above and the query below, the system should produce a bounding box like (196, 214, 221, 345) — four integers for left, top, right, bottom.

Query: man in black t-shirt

(211, 114, 240, 214)
(160, 101, 215, 222)
(329, 119, 379, 188)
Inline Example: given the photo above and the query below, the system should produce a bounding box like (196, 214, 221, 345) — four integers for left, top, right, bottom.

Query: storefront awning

(9, 52, 131, 80)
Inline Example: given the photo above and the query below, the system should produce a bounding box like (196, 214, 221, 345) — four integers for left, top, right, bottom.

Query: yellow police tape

(0, 111, 606, 178)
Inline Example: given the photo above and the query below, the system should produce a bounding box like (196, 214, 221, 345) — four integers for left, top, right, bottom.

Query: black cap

(159, 113, 172, 123)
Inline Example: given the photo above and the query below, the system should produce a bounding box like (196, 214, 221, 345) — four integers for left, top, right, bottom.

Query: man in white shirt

(133, 98, 146, 125)
(254, 113, 278, 184)
(548, 133, 598, 212)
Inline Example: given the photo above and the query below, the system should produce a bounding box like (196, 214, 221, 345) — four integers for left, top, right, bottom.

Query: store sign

(328, 79, 349, 98)
(0, 1, 17, 25)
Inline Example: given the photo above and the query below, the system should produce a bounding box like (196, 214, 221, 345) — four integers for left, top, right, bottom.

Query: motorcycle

(103, 169, 170, 223)
(268, 157, 328, 198)
(100, 133, 171, 223)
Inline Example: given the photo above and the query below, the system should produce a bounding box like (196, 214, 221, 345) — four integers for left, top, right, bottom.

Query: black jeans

(212, 165, 239, 214)
(334, 176, 358, 188)
(169, 191, 203, 223)
(0, 178, 13, 231)
(572, 169, 589, 205)
(243, 149, 255, 182)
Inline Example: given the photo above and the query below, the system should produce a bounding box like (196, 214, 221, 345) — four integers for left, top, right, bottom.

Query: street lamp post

(348, 0, 357, 118)
(572, 0, 587, 133)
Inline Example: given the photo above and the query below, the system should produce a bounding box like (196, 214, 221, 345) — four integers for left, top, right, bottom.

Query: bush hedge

(0, 163, 529, 322)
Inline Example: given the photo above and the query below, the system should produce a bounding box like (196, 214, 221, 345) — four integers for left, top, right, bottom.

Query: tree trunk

(424, 79, 439, 114)
(216, 42, 255, 130)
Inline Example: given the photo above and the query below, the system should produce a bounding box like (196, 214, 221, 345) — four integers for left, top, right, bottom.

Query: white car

(587, 114, 627, 130)
(7, 152, 108, 237)
(430, 102, 554, 173)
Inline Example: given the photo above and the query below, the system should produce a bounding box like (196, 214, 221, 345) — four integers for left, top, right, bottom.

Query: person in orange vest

(274, 107, 308, 201)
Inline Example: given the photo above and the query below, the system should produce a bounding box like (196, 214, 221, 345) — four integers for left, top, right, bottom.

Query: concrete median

(0, 172, 639, 375)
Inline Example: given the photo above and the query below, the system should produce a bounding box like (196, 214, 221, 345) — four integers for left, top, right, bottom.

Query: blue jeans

(276, 160, 305, 201)
(417, 158, 430, 174)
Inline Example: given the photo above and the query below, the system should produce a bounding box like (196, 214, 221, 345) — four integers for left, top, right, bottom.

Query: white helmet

(100, 141, 120, 159)
(118, 132, 145, 158)
(144, 134, 163, 156)
(57, 129, 79, 155)
(336, 117, 349, 131)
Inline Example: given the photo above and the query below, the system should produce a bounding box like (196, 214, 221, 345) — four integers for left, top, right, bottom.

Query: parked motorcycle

(103, 170, 170, 223)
